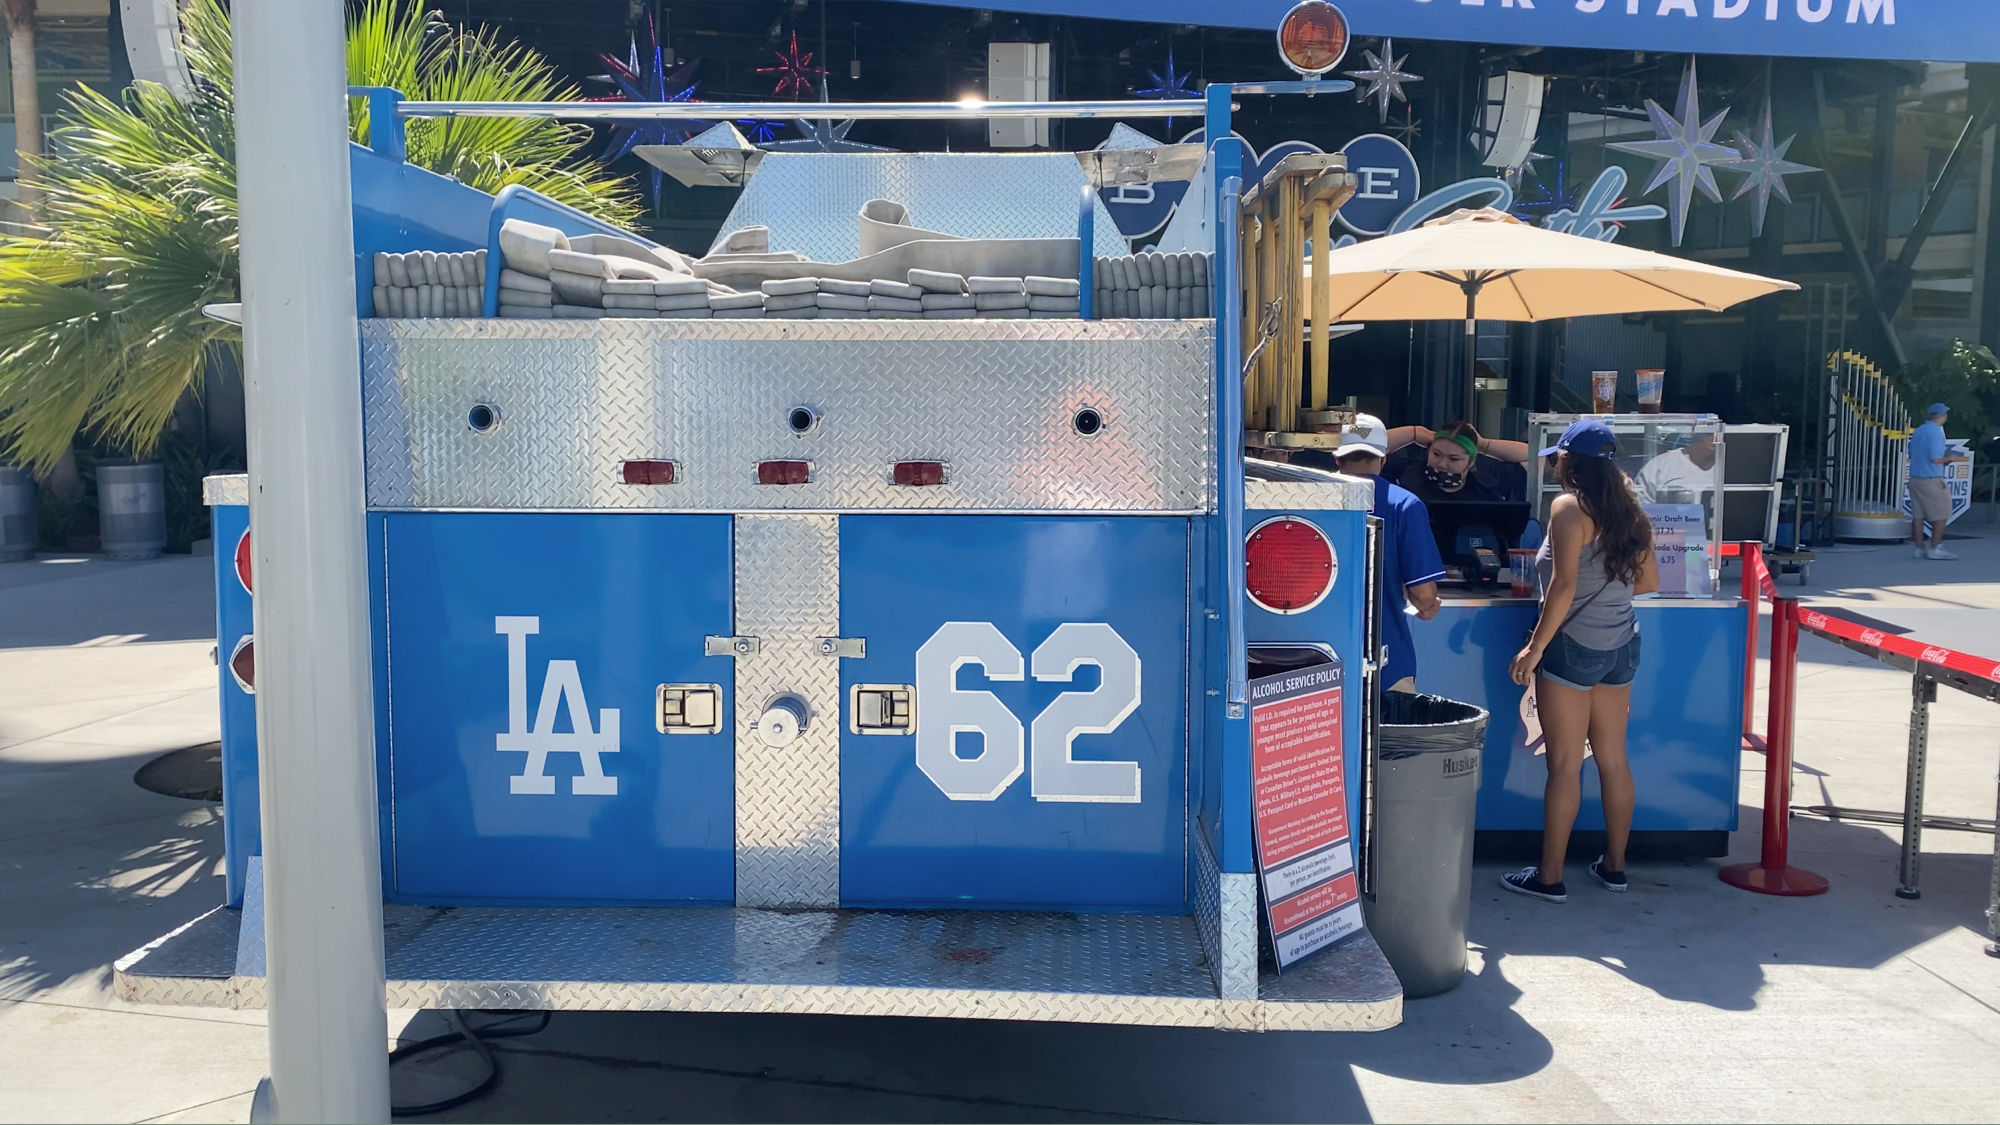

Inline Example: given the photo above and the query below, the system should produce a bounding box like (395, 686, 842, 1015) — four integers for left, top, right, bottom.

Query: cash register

(1426, 500, 1534, 590)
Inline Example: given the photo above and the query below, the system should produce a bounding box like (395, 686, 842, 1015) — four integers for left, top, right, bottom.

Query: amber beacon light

(1277, 1, 1350, 78)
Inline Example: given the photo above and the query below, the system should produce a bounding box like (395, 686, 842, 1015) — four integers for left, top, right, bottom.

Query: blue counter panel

(380, 513, 736, 905)
(1412, 600, 1744, 833)
(838, 515, 1190, 912)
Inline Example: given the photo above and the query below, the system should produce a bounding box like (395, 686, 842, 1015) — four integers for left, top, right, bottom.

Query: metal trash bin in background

(1365, 692, 1487, 998)
(0, 465, 33, 562)
(97, 461, 166, 561)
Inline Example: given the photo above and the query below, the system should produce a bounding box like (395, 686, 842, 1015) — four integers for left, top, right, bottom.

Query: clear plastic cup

(1592, 370, 1618, 414)
(1636, 368, 1664, 414)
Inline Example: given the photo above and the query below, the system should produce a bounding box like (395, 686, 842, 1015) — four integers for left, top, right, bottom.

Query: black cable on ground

(389, 1009, 552, 1117)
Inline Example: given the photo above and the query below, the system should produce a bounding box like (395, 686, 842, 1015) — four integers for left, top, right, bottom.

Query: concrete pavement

(0, 537, 1996, 1123)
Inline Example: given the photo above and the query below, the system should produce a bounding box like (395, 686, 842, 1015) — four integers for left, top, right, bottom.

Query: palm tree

(0, 0, 639, 474)
(5, 0, 41, 220)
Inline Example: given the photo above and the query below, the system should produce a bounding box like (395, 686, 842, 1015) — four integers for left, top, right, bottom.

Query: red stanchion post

(1721, 597, 1830, 895)
(1741, 542, 1764, 752)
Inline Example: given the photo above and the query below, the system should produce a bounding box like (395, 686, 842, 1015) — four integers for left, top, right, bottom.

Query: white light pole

(233, 0, 390, 1120)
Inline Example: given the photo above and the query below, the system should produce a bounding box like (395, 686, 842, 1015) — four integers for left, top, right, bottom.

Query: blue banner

(884, 0, 1996, 64)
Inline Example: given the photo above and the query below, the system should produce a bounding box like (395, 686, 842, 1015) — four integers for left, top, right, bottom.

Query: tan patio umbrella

(1305, 208, 1799, 412)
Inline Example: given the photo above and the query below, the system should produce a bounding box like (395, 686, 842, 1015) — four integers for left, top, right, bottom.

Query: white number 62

(914, 621, 1143, 804)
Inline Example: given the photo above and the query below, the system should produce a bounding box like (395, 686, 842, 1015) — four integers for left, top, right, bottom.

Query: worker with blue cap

(1908, 402, 1966, 560)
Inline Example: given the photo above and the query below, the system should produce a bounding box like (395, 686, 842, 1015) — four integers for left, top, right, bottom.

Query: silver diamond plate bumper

(360, 319, 1215, 514)
(115, 903, 1400, 1032)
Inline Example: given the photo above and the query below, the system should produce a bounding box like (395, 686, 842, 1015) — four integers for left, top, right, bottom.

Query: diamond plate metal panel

(202, 473, 248, 507)
(117, 903, 1401, 1031)
(735, 515, 841, 908)
(1245, 477, 1375, 512)
(1219, 871, 1260, 1001)
(716, 153, 1128, 262)
(362, 320, 1213, 514)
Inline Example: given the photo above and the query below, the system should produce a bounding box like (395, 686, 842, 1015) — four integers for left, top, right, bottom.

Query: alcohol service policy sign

(1249, 656, 1364, 971)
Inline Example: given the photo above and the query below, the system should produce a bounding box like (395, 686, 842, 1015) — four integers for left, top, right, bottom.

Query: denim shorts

(1537, 630, 1641, 691)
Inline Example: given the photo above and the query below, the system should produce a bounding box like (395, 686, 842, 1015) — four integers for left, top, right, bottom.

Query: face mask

(1424, 466, 1467, 491)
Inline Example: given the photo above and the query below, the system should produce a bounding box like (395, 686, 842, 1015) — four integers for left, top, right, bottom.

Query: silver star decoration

(1715, 95, 1817, 239)
(763, 83, 895, 153)
(1606, 57, 1737, 247)
(1514, 149, 1550, 177)
(1345, 38, 1421, 124)
(1386, 114, 1422, 144)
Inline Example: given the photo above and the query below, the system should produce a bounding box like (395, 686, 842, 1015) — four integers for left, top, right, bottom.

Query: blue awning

(882, 1, 1997, 64)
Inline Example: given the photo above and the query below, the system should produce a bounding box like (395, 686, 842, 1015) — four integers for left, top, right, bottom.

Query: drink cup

(1508, 549, 1536, 598)
(1592, 370, 1618, 414)
(1636, 368, 1664, 414)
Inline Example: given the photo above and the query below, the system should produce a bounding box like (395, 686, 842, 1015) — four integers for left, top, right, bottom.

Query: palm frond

(0, 0, 636, 473)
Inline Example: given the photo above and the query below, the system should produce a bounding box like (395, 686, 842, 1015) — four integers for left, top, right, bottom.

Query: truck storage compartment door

(381, 512, 735, 904)
(838, 514, 1190, 911)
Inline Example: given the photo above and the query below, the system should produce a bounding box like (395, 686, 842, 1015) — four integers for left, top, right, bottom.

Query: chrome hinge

(704, 635, 761, 657)
(815, 636, 866, 659)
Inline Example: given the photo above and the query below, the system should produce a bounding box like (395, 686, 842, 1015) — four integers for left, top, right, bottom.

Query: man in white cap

(1333, 413, 1444, 692)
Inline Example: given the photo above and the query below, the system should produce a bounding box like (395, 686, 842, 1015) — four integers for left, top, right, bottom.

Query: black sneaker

(1589, 857, 1628, 892)
(1500, 866, 1567, 903)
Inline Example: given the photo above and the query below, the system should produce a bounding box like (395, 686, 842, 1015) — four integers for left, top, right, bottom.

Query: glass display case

(1530, 413, 1726, 596)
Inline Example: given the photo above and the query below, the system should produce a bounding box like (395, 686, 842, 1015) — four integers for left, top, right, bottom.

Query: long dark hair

(1556, 452, 1652, 586)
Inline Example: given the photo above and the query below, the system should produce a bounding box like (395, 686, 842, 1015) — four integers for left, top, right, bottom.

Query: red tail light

(758, 459, 812, 485)
(229, 636, 256, 694)
(892, 460, 948, 487)
(621, 459, 678, 485)
(234, 530, 253, 594)
(1245, 516, 1336, 613)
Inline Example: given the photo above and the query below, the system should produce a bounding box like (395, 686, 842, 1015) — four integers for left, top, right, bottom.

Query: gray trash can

(1364, 692, 1487, 998)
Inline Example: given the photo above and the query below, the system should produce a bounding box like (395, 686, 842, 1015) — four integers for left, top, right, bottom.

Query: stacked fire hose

(371, 219, 1215, 322)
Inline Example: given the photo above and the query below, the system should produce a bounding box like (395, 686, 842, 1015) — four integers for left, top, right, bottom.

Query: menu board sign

(1644, 502, 1713, 599)
(1248, 657, 1363, 971)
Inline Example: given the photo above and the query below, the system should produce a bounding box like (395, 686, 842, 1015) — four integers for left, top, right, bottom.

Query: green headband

(1448, 433, 1480, 460)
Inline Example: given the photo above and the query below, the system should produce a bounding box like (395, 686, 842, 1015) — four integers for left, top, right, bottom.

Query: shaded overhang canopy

(876, 1, 1995, 64)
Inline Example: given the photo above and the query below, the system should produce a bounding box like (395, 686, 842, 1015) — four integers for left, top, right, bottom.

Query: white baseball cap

(1335, 413, 1389, 459)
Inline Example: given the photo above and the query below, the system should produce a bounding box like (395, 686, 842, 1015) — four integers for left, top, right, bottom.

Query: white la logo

(494, 616, 620, 796)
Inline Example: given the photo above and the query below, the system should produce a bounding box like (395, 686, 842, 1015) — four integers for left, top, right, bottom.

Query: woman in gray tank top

(1501, 420, 1659, 905)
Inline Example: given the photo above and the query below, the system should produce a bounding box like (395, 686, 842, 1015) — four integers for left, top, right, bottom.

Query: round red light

(229, 635, 256, 694)
(1246, 516, 1336, 614)
(234, 529, 252, 594)
(1276, 1, 1349, 77)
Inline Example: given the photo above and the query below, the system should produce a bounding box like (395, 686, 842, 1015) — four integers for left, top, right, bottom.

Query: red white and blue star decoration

(587, 17, 705, 201)
(1136, 51, 1199, 130)
(1605, 57, 1737, 247)
(1344, 38, 1420, 124)
(1717, 95, 1818, 239)
(758, 31, 827, 100)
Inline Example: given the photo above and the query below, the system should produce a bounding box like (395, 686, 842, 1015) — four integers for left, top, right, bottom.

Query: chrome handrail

(394, 98, 1214, 122)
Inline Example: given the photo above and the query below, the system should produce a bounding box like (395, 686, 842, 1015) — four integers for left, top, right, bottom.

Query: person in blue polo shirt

(1908, 402, 1966, 560)
(1332, 413, 1444, 692)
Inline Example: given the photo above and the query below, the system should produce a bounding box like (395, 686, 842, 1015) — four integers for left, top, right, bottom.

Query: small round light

(234, 529, 253, 594)
(1276, 1, 1350, 78)
(1246, 516, 1337, 614)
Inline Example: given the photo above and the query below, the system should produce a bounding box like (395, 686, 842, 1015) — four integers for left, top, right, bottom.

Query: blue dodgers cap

(1928, 402, 1950, 419)
(1541, 418, 1618, 459)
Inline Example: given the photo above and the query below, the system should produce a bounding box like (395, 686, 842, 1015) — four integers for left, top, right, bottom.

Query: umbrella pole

(1461, 280, 1480, 424)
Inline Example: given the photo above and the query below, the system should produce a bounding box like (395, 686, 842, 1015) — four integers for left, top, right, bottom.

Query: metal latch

(849, 683, 915, 735)
(704, 635, 760, 657)
(657, 683, 724, 734)
(816, 636, 866, 659)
